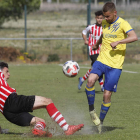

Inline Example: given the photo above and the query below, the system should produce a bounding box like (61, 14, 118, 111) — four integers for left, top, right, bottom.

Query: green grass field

(0, 63, 140, 140)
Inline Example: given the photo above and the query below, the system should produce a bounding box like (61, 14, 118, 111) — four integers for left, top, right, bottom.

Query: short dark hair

(103, 2, 116, 13)
(0, 62, 8, 70)
(95, 10, 103, 16)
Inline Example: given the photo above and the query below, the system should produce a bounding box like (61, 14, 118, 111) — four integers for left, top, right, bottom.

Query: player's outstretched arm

(82, 26, 90, 45)
(93, 34, 103, 50)
(110, 30, 138, 50)
(82, 33, 89, 45)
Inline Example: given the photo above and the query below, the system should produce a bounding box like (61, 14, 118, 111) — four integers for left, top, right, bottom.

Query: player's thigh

(104, 68, 122, 92)
(90, 61, 105, 77)
(33, 96, 53, 110)
(30, 117, 45, 126)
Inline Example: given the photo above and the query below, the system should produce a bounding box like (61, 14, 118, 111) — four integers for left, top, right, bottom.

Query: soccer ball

(62, 60, 80, 77)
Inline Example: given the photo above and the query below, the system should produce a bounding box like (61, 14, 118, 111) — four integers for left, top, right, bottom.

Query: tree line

(0, 0, 40, 26)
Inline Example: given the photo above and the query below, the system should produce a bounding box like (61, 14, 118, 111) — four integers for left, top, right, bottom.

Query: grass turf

(0, 63, 140, 140)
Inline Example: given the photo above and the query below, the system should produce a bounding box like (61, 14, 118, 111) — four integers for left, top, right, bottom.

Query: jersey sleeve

(122, 20, 133, 34)
(82, 25, 91, 35)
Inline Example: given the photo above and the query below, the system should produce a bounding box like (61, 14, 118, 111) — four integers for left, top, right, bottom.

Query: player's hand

(110, 41, 119, 50)
(84, 40, 88, 45)
(92, 44, 98, 50)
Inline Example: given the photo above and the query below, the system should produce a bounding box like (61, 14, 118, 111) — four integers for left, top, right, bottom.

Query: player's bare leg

(31, 96, 84, 136)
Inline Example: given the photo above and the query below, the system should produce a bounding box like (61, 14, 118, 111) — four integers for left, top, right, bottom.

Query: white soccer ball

(62, 60, 80, 77)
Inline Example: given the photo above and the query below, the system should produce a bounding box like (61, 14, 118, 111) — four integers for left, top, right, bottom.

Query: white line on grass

(59, 64, 138, 74)
(122, 70, 138, 74)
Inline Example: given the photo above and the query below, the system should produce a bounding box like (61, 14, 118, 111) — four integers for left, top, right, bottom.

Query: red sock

(83, 69, 91, 81)
(99, 79, 104, 86)
(46, 103, 69, 131)
(34, 121, 46, 130)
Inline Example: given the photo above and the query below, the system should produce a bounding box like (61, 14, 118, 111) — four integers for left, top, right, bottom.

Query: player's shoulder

(102, 19, 109, 28)
(118, 17, 131, 28)
(118, 17, 126, 22)
(117, 17, 130, 25)
(88, 23, 96, 27)
(102, 19, 107, 24)
(102, 19, 109, 26)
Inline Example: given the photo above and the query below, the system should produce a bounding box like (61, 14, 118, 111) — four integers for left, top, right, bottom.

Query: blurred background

(0, 0, 140, 64)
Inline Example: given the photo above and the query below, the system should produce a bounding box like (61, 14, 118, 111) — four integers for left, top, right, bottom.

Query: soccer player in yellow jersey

(85, 2, 138, 133)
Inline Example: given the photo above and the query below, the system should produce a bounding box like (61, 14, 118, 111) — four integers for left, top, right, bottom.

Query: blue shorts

(90, 61, 122, 92)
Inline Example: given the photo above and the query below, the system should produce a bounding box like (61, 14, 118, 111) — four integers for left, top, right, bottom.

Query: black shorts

(90, 54, 99, 66)
(3, 93, 35, 126)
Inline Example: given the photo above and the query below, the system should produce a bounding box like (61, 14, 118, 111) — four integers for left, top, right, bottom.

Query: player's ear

(114, 10, 117, 16)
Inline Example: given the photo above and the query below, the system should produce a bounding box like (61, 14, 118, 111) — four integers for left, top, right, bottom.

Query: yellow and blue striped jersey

(97, 17, 133, 69)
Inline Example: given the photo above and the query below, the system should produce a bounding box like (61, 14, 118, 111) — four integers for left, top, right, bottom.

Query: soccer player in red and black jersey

(0, 62, 84, 137)
(78, 10, 104, 91)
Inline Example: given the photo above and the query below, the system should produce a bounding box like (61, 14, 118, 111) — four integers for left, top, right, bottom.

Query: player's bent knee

(87, 78, 95, 87)
(30, 117, 46, 126)
(87, 81, 92, 87)
(45, 98, 53, 105)
(34, 96, 53, 107)
(103, 91, 112, 103)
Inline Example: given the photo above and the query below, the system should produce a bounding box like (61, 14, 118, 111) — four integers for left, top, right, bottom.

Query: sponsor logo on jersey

(104, 33, 117, 38)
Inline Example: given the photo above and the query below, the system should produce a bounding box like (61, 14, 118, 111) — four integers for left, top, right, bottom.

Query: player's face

(103, 10, 117, 24)
(2, 67, 10, 81)
(95, 15, 104, 26)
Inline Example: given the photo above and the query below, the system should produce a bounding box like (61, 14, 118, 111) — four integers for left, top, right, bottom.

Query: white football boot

(97, 121, 103, 134)
(89, 110, 100, 126)
(90, 110, 103, 134)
